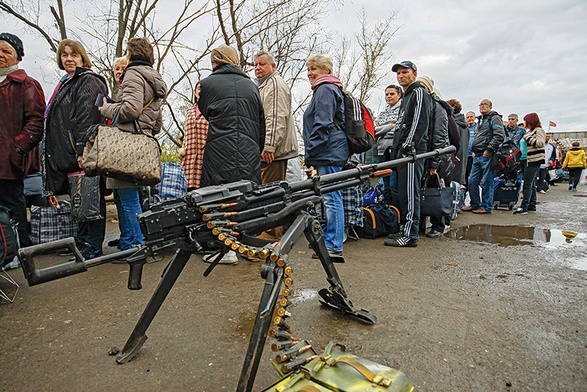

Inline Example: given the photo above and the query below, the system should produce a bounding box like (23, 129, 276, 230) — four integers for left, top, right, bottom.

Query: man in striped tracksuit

(384, 61, 431, 247)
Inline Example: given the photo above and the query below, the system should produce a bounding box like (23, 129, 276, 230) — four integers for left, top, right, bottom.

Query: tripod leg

(304, 219, 377, 325)
(236, 264, 284, 392)
(116, 248, 192, 364)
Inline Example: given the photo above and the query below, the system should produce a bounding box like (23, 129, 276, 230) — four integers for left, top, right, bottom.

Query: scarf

(311, 74, 344, 91)
(211, 45, 240, 69)
(0, 64, 18, 83)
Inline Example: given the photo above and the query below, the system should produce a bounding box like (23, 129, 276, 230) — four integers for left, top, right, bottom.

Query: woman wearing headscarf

(44, 39, 108, 258)
(99, 37, 167, 251)
(303, 54, 348, 257)
(198, 45, 265, 188)
(180, 81, 208, 190)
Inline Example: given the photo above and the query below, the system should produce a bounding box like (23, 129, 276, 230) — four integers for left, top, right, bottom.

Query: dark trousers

(77, 195, 106, 252)
(465, 156, 473, 189)
(396, 159, 424, 240)
(568, 168, 582, 188)
(261, 159, 288, 184)
(520, 162, 539, 211)
(0, 179, 31, 247)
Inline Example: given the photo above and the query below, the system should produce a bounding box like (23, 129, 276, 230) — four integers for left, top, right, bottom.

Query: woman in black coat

(44, 39, 108, 258)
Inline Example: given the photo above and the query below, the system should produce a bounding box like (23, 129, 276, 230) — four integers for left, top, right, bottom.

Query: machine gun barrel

(290, 146, 456, 195)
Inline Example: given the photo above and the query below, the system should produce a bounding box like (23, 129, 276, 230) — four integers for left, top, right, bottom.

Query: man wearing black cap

(0, 33, 45, 248)
(384, 60, 431, 247)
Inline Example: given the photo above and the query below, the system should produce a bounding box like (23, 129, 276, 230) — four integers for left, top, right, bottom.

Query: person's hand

(97, 97, 107, 111)
(261, 150, 275, 164)
(429, 168, 437, 176)
(471, 152, 475, 158)
(77, 156, 83, 168)
(455, 156, 461, 162)
(483, 151, 491, 158)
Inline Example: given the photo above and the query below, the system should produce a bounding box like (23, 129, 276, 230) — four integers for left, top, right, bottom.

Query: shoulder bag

(81, 109, 162, 186)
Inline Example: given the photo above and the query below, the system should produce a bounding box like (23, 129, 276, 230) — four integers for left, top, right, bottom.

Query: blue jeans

(317, 166, 344, 252)
(114, 188, 145, 250)
(468, 155, 495, 211)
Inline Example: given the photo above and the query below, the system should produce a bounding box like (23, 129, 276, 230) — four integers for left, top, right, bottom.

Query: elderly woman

(180, 81, 208, 190)
(0, 33, 45, 248)
(113, 56, 128, 86)
(303, 54, 348, 257)
(99, 37, 167, 251)
(44, 39, 108, 259)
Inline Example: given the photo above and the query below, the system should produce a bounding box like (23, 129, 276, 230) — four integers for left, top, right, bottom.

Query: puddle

(446, 224, 586, 248)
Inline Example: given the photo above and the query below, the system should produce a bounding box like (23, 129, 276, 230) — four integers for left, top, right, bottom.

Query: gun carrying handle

(18, 237, 87, 286)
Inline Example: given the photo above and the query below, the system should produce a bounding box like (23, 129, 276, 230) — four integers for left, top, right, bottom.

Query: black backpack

(335, 91, 376, 154)
(0, 206, 19, 268)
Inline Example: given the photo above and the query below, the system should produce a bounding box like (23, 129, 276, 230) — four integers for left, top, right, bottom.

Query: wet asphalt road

(1, 182, 585, 391)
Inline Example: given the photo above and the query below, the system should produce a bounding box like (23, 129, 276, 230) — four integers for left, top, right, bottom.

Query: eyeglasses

(479, 103, 490, 107)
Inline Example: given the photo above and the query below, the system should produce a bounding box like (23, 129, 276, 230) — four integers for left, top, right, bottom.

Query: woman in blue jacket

(303, 54, 348, 256)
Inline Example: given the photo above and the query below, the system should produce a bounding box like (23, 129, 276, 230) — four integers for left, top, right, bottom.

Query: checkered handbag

(30, 201, 78, 245)
(154, 162, 187, 201)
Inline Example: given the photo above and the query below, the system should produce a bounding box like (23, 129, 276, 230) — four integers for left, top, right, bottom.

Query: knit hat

(416, 75, 443, 99)
(0, 33, 24, 60)
(211, 45, 240, 69)
(572, 141, 580, 147)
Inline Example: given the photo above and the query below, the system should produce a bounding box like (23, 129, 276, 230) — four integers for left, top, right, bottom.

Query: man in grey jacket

(462, 99, 505, 214)
(254, 50, 298, 184)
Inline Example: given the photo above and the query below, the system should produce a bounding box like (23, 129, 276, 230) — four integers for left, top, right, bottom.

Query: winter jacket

(101, 62, 167, 136)
(44, 67, 108, 194)
(303, 82, 348, 167)
(524, 127, 545, 165)
(101, 62, 168, 189)
(375, 100, 401, 156)
(392, 81, 431, 159)
(505, 125, 526, 147)
(471, 111, 505, 155)
(257, 71, 298, 161)
(562, 147, 586, 169)
(198, 64, 265, 186)
(0, 68, 45, 180)
(453, 112, 468, 184)
(426, 93, 450, 171)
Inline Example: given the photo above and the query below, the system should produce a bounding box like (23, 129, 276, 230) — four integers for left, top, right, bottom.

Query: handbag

(82, 110, 162, 186)
(30, 201, 78, 245)
(67, 171, 103, 221)
(420, 173, 453, 217)
(154, 162, 187, 200)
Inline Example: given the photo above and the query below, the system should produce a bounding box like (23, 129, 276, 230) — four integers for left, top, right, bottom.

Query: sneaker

(425, 230, 443, 238)
(527, 207, 536, 212)
(461, 206, 475, 212)
(539, 190, 547, 194)
(513, 208, 528, 215)
(572, 187, 577, 192)
(472, 209, 491, 214)
(311, 249, 344, 259)
(568, 185, 573, 190)
(383, 236, 418, 247)
(203, 250, 238, 264)
(387, 232, 403, 239)
(107, 238, 121, 249)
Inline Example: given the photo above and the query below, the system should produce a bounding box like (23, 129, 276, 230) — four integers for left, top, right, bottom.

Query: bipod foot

(318, 288, 377, 325)
(116, 335, 147, 364)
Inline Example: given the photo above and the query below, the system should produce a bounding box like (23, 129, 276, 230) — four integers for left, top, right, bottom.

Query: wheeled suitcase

(263, 341, 414, 392)
(492, 177, 521, 210)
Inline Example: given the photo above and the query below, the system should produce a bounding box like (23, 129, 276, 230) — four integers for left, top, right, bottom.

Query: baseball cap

(392, 60, 417, 72)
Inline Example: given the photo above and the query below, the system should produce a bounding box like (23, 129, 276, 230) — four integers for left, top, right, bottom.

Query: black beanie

(0, 33, 24, 60)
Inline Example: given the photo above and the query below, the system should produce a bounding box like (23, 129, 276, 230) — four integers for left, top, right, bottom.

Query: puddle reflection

(447, 224, 585, 248)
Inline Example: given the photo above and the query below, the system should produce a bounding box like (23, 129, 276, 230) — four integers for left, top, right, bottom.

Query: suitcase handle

(332, 356, 391, 387)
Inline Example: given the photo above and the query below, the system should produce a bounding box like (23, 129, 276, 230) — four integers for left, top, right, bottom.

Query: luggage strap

(331, 356, 392, 387)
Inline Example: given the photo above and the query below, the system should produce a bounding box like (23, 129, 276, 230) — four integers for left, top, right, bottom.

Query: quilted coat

(0, 68, 45, 179)
(198, 64, 265, 187)
(44, 67, 108, 194)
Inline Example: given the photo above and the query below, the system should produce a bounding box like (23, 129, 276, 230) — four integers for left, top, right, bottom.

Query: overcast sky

(330, 0, 587, 131)
(4, 0, 586, 131)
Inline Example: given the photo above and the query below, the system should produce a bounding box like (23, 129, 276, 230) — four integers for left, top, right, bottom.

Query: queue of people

(1, 31, 585, 264)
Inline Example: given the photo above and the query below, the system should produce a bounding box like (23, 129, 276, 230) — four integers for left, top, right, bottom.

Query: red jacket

(0, 69, 45, 180)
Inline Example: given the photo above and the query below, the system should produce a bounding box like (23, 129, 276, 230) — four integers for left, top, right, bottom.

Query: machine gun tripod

(17, 146, 455, 392)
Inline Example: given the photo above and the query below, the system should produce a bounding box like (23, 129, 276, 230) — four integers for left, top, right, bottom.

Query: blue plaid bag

(154, 162, 187, 201)
(30, 201, 78, 245)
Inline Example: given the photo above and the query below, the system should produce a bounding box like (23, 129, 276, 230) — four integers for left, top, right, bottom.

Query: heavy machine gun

(18, 146, 455, 391)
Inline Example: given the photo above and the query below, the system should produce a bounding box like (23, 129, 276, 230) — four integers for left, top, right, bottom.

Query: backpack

(357, 204, 400, 239)
(490, 139, 522, 180)
(336, 91, 376, 154)
(0, 206, 19, 269)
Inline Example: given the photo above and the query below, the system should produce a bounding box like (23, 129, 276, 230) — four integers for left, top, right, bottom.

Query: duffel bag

(263, 341, 414, 392)
(357, 204, 400, 239)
